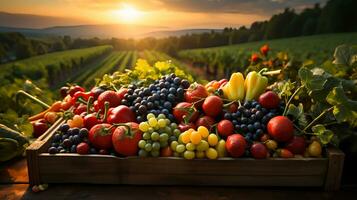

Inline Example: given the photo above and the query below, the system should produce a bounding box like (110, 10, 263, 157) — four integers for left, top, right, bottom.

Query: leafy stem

(283, 85, 304, 116)
(303, 106, 334, 131)
(16, 90, 50, 109)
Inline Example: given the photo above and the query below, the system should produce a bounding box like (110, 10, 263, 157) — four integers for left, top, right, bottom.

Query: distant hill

(0, 11, 220, 39)
(0, 11, 89, 29)
(140, 29, 222, 38)
(0, 24, 220, 39)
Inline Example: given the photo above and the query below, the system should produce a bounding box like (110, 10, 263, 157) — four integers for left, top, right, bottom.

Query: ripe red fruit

(260, 44, 269, 56)
(31, 121, 49, 138)
(285, 136, 306, 154)
(89, 123, 114, 149)
(178, 123, 196, 132)
(251, 53, 259, 63)
(259, 91, 280, 109)
(112, 122, 142, 156)
(97, 91, 121, 110)
(267, 116, 294, 142)
(106, 105, 136, 124)
(74, 104, 87, 115)
(226, 134, 247, 158)
(228, 103, 238, 113)
(202, 96, 223, 117)
(76, 142, 89, 154)
(250, 143, 268, 159)
(173, 102, 199, 123)
(195, 116, 215, 130)
(160, 146, 173, 157)
(185, 83, 208, 107)
(279, 148, 294, 158)
(83, 113, 101, 130)
(217, 120, 234, 137)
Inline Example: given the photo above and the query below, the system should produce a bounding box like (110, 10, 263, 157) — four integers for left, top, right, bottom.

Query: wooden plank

(26, 118, 64, 186)
(324, 146, 345, 191)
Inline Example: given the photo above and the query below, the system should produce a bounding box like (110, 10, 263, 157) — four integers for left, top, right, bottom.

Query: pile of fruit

(29, 60, 324, 159)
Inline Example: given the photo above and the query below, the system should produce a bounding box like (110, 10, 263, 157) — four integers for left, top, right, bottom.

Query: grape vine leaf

(311, 124, 334, 145)
(326, 87, 357, 127)
(286, 103, 307, 127)
(298, 67, 326, 91)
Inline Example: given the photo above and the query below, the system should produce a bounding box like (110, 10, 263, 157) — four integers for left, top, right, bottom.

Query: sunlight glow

(115, 4, 142, 23)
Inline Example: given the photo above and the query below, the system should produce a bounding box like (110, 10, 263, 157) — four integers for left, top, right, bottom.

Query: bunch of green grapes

(170, 126, 226, 160)
(138, 113, 181, 157)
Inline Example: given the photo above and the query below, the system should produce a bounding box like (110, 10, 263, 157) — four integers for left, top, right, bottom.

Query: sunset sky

(1, 0, 327, 29)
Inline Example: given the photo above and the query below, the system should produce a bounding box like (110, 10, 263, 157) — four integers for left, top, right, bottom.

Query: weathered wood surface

(25, 119, 344, 190)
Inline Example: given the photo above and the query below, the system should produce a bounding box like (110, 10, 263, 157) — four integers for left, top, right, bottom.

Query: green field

(178, 32, 357, 79)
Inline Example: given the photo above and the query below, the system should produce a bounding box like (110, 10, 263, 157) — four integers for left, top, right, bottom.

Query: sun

(115, 4, 141, 23)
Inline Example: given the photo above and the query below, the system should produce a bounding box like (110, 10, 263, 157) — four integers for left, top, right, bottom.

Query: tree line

(1, 0, 355, 63)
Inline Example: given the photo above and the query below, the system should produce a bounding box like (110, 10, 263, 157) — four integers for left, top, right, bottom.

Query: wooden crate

(26, 119, 344, 191)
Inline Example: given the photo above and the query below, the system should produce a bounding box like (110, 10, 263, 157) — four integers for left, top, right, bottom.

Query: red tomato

(217, 120, 234, 137)
(31, 121, 49, 138)
(258, 91, 280, 109)
(251, 53, 260, 63)
(83, 113, 101, 130)
(195, 116, 215, 130)
(89, 123, 114, 150)
(267, 116, 294, 142)
(68, 85, 85, 97)
(97, 91, 121, 110)
(112, 122, 142, 156)
(106, 105, 136, 124)
(226, 134, 246, 158)
(76, 142, 89, 154)
(74, 104, 87, 115)
(185, 83, 208, 107)
(260, 44, 269, 56)
(202, 96, 223, 117)
(285, 136, 306, 154)
(173, 102, 199, 123)
(250, 143, 268, 159)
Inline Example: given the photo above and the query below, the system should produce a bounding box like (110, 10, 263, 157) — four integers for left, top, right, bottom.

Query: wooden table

(1, 158, 356, 200)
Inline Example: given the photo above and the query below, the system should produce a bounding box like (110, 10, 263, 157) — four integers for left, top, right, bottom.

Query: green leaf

(326, 87, 357, 127)
(298, 67, 326, 91)
(332, 44, 357, 66)
(277, 80, 296, 98)
(312, 124, 334, 145)
(286, 103, 307, 127)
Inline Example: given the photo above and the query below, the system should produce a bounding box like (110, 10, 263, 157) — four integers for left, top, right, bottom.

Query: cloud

(70, 0, 327, 16)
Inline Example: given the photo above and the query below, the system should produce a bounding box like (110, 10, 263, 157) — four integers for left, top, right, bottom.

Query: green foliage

(311, 124, 335, 145)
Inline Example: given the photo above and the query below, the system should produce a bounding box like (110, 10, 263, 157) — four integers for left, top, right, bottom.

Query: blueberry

(79, 128, 88, 139)
(167, 94, 175, 102)
(169, 87, 176, 94)
(181, 80, 190, 89)
(170, 73, 176, 78)
(53, 133, 61, 142)
(64, 138, 73, 147)
(164, 101, 172, 109)
(256, 129, 264, 135)
(174, 77, 181, 84)
(70, 145, 77, 153)
(231, 113, 238, 119)
(72, 135, 81, 145)
(165, 76, 173, 82)
(137, 116, 144, 122)
(250, 114, 256, 121)
(244, 110, 251, 117)
(160, 93, 166, 100)
(177, 88, 184, 96)
(235, 124, 241, 130)
(72, 128, 80, 135)
(261, 116, 269, 124)
(61, 134, 69, 140)
(153, 93, 160, 100)
(48, 147, 58, 154)
(59, 124, 70, 133)
(243, 102, 251, 109)
(161, 88, 168, 94)
(241, 117, 248, 124)
(89, 148, 97, 154)
(255, 104, 262, 110)
(147, 102, 154, 109)
(236, 111, 241, 116)
(256, 111, 263, 119)
(254, 122, 261, 129)
(224, 113, 232, 120)
(162, 109, 169, 115)
(138, 105, 147, 114)
(241, 124, 248, 132)
(247, 124, 255, 132)
(127, 89, 133, 95)
(168, 114, 175, 121)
